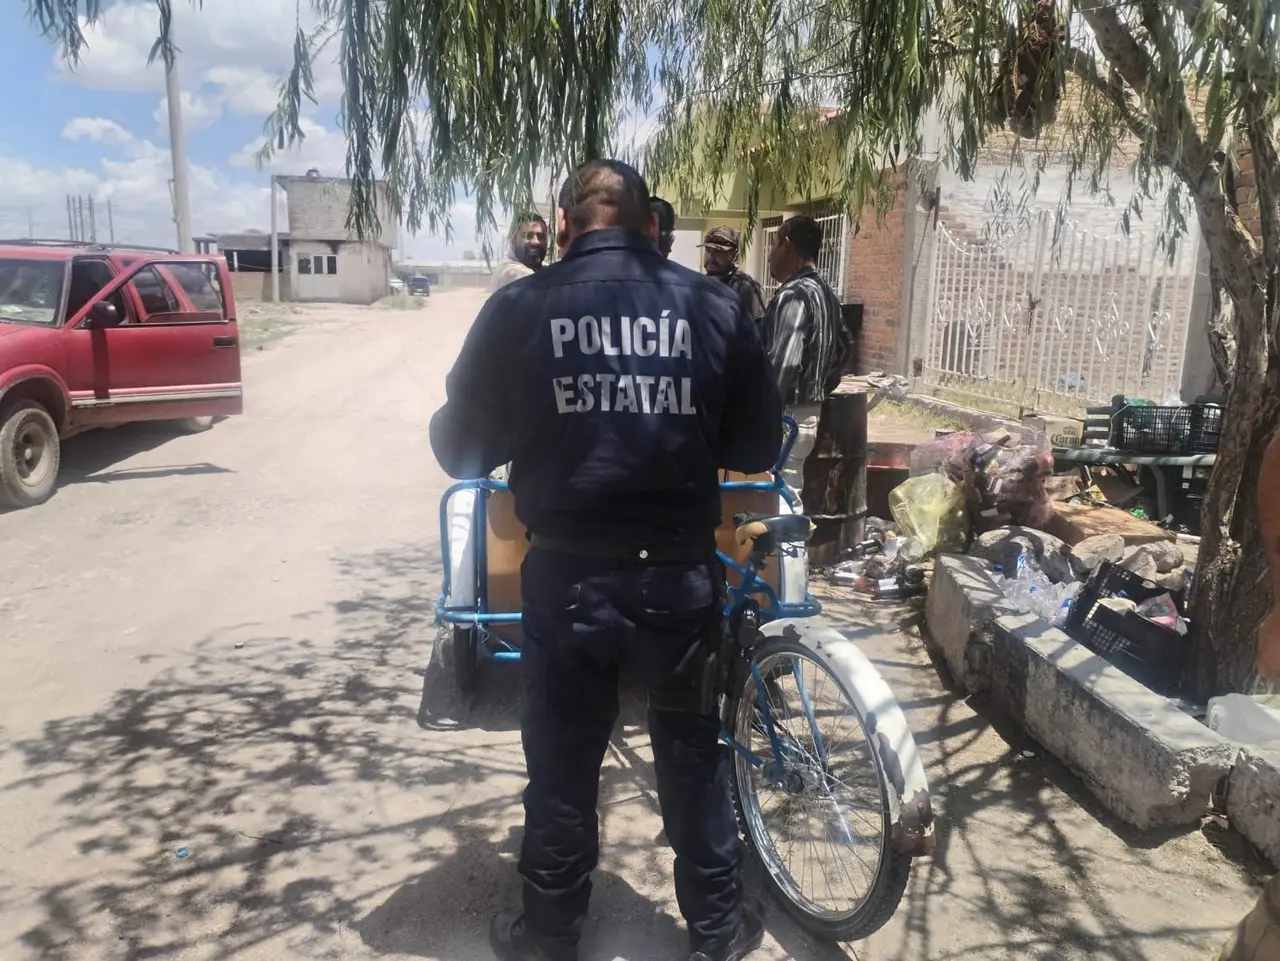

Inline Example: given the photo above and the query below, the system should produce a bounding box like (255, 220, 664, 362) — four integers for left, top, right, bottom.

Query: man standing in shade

(760, 215, 851, 504)
(701, 227, 766, 330)
(431, 158, 780, 961)
(490, 213, 550, 292)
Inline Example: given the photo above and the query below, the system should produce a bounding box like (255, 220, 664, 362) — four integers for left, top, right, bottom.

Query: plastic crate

(1109, 402, 1224, 455)
(1064, 560, 1190, 692)
(1189, 404, 1223, 454)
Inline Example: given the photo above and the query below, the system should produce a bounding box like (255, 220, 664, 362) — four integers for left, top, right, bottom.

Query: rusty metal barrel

(801, 376, 870, 568)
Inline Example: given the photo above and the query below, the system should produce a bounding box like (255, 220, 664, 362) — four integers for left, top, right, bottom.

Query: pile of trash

(969, 524, 1194, 640)
(826, 518, 928, 600)
(909, 428, 1056, 532)
(992, 554, 1081, 627)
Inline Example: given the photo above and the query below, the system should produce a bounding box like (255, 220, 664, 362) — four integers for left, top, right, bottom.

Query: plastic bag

(889, 473, 971, 555)
(909, 433, 975, 477)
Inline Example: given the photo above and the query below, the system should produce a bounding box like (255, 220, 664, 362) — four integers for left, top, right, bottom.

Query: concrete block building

(279, 171, 397, 305)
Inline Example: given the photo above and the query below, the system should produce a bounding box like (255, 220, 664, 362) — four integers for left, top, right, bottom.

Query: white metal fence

(761, 212, 848, 301)
(921, 211, 1199, 415)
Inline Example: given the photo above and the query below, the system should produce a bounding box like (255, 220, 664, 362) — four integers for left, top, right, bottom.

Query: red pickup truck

(0, 241, 244, 508)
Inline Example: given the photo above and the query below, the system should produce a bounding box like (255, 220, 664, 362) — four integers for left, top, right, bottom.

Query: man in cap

(702, 227, 766, 329)
(490, 213, 550, 292)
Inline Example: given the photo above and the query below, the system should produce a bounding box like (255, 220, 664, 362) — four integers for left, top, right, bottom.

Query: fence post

(1019, 211, 1052, 410)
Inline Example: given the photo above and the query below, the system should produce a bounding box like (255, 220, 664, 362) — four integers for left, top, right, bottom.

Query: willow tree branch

(1064, 45, 1148, 142)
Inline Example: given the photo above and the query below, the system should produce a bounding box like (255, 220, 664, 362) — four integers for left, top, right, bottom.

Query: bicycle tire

(729, 635, 911, 941)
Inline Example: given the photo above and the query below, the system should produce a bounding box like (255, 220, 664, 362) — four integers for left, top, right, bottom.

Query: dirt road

(0, 292, 1264, 960)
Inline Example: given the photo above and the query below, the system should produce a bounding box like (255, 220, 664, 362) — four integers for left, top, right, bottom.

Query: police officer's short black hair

(558, 160, 653, 234)
(777, 215, 823, 261)
(650, 196, 676, 234)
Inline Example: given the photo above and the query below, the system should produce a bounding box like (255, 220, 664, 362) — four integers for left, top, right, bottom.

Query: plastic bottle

(898, 537, 925, 564)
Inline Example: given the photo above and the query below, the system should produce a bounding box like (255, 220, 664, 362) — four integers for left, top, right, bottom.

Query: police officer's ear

(556, 208, 570, 257)
(647, 210, 660, 245)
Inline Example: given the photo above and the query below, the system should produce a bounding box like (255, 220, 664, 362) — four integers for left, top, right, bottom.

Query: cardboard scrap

(1045, 501, 1176, 547)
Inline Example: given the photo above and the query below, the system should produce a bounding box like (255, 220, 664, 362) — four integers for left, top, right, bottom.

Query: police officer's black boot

(689, 898, 766, 961)
(489, 911, 572, 961)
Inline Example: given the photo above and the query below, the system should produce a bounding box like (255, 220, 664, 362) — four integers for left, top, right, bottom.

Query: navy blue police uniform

(430, 227, 782, 960)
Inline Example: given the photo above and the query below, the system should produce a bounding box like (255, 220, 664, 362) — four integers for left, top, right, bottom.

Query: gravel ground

(0, 290, 1264, 961)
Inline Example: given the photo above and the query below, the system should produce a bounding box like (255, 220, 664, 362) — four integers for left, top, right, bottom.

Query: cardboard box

(1045, 501, 1175, 546)
(1024, 414, 1084, 450)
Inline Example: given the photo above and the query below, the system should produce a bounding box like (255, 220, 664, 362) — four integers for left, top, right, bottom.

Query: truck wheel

(178, 416, 215, 434)
(0, 402, 61, 508)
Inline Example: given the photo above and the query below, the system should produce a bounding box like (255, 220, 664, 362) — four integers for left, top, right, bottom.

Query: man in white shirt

(490, 213, 549, 292)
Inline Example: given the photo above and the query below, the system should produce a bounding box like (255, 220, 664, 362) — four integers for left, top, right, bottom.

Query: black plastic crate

(1064, 560, 1189, 692)
(1109, 404, 1195, 454)
(1189, 404, 1223, 454)
(1109, 402, 1225, 455)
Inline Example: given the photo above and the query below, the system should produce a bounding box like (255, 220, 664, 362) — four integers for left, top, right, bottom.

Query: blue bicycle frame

(435, 415, 822, 664)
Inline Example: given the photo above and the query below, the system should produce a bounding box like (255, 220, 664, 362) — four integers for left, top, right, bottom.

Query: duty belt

(527, 532, 715, 564)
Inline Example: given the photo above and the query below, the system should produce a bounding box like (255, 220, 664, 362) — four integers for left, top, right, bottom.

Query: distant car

(0, 240, 244, 508)
(389, 276, 405, 294)
(407, 275, 431, 296)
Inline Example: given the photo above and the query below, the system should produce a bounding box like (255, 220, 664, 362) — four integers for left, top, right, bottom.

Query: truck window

(165, 262, 224, 312)
(66, 258, 128, 324)
(130, 266, 181, 319)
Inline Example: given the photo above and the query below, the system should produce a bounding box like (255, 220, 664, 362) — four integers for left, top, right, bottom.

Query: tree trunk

(1185, 180, 1279, 697)
(1188, 369, 1280, 695)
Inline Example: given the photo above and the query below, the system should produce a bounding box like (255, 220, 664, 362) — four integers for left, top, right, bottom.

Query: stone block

(1228, 747, 1280, 868)
(991, 614, 1238, 829)
(924, 554, 1019, 693)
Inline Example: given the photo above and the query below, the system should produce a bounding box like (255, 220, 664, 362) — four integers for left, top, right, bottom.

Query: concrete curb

(923, 555, 1020, 693)
(1228, 747, 1280, 866)
(992, 612, 1237, 829)
(926, 553, 1238, 830)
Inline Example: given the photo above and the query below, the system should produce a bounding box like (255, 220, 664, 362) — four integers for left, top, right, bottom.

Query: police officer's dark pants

(517, 546, 743, 959)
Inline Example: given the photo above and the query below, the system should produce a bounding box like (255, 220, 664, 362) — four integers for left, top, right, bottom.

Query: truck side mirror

(86, 301, 119, 328)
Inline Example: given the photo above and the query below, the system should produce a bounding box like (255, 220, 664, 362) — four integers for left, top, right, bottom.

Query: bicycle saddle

(733, 512, 815, 548)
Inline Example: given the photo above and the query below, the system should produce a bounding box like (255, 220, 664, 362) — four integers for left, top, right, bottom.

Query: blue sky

(0, 0, 476, 258)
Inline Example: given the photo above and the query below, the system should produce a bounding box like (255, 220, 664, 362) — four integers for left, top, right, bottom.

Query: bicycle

(436, 416, 934, 940)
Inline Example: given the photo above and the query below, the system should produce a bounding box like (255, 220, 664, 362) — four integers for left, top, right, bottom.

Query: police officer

(430, 159, 782, 961)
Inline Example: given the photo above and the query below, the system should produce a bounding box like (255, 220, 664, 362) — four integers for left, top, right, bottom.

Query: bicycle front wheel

(730, 635, 910, 941)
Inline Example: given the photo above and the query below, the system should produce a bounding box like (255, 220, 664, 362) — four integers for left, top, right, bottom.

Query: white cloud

(62, 117, 134, 146)
(202, 65, 284, 117)
(6, 116, 274, 246)
(153, 91, 223, 136)
(230, 117, 351, 178)
(53, 0, 343, 114)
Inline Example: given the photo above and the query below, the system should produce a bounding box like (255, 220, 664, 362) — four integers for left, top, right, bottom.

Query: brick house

(671, 130, 1213, 414)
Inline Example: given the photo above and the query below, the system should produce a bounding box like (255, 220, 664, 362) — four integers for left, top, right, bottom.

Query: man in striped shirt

(761, 215, 852, 505)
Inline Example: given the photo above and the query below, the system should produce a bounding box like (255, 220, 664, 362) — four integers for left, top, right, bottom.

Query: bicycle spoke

(734, 646, 889, 922)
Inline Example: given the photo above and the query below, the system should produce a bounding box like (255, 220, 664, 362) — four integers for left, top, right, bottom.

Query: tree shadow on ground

(1, 553, 1259, 961)
(817, 590, 1261, 961)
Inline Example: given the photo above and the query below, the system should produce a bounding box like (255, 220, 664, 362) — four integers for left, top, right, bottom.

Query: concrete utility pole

(270, 175, 280, 302)
(164, 18, 194, 253)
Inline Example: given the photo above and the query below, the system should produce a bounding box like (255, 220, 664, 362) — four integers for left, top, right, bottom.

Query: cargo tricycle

(436, 416, 933, 941)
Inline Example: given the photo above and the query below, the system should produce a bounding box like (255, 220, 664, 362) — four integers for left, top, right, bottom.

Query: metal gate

(921, 211, 1200, 415)
(761, 212, 848, 301)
